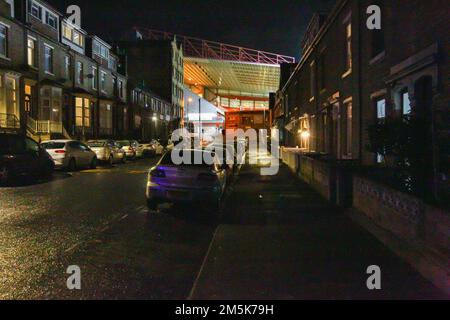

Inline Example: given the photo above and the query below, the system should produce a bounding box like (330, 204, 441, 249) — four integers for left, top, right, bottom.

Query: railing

(26, 116, 63, 135)
(136, 28, 296, 65)
(0, 113, 20, 129)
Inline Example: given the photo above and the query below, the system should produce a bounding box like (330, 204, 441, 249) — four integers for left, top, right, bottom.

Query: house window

(76, 61, 83, 84)
(91, 66, 97, 90)
(345, 22, 352, 72)
(30, 2, 42, 20)
(401, 89, 411, 116)
(344, 101, 353, 157)
(310, 61, 315, 99)
(75, 97, 90, 127)
(45, 12, 58, 29)
(0, 24, 8, 58)
(375, 97, 386, 163)
(100, 71, 106, 91)
(63, 24, 72, 40)
(64, 55, 71, 79)
(118, 80, 124, 98)
(72, 31, 83, 47)
(376, 98, 386, 120)
(44, 45, 53, 74)
(24, 84, 32, 113)
(27, 37, 36, 67)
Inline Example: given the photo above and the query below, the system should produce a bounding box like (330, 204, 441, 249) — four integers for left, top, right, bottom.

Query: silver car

(146, 149, 227, 211)
(41, 140, 97, 171)
(87, 140, 125, 165)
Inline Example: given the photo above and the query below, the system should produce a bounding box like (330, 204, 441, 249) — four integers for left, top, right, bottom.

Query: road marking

(188, 227, 220, 300)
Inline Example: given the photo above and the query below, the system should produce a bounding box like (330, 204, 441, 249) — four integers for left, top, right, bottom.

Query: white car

(87, 140, 125, 165)
(41, 140, 97, 171)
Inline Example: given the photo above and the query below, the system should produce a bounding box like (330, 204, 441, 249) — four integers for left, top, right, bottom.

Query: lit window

(63, 24, 72, 40)
(27, 37, 36, 67)
(401, 90, 411, 116)
(44, 45, 53, 74)
(376, 98, 386, 120)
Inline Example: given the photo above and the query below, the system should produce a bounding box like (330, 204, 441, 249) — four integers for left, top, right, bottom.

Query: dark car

(0, 134, 55, 185)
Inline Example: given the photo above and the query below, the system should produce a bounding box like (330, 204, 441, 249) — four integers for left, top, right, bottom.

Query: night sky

(46, 0, 335, 60)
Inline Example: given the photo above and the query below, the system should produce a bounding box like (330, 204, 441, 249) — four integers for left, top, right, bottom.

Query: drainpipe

(357, 0, 363, 165)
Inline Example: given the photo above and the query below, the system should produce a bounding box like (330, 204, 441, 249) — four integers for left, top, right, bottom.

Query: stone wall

(353, 175, 450, 255)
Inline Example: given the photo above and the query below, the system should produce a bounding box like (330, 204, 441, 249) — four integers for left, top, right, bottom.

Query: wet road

(0, 158, 216, 299)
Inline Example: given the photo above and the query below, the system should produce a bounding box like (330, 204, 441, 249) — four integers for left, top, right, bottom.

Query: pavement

(189, 160, 448, 300)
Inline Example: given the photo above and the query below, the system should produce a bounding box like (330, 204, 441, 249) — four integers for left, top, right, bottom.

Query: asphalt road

(0, 158, 216, 299)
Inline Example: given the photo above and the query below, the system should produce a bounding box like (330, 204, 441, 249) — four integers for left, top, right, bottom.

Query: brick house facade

(277, 0, 449, 200)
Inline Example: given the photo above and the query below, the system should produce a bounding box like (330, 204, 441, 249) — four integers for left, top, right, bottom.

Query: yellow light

(300, 130, 310, 139)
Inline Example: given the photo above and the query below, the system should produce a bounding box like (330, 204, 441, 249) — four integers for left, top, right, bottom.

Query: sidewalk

(189, 163, 447, 300)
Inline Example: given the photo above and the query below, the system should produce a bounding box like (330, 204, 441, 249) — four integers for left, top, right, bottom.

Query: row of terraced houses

(0, 0, 184, 142)
(273, 0, 449, 284)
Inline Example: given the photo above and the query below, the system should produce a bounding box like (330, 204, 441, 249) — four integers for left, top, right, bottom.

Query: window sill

(0, 55, 11, 61)
(28, 65, 39, 71)
(370, 51, 386, 65)
(341, 69, 352, 79)
(45, 71, 55, 76)
(309, 97, 315, 103)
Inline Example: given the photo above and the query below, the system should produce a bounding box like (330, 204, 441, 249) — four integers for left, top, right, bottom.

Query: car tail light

(150, 169, 166, 178)
(54, 150, 65, 154)
(198, 173, 217, 182)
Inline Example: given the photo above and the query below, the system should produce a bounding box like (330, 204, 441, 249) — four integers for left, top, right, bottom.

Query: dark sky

(47, 0, 335, 59)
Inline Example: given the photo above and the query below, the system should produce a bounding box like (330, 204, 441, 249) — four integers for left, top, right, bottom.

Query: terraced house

(0, 0, 130, 142)
(277, 0, 449, 262)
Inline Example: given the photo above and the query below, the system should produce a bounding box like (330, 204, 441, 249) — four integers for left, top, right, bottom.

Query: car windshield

(41, 142, 66, 149)
(117, 141, 130, 147)
(159, 150, 215, 169)
(87, 141, 107, 147)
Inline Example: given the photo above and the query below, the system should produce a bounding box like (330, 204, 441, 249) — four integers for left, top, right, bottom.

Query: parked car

(205, 145, 235, 180)
(41, 140, 97, 171)
(87, 140, 125, 165)
(117, 140, 137, 160)
(139, 141, 156, 157)
(146, 149, 227, 211)
(132, 140, 144, 158)
(0, 134, 54, 185)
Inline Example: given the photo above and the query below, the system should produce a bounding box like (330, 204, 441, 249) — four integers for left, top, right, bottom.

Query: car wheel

(68, 158, 77, 172)
(121, 156, 126, 164)
(108, 155, 114, 167)
(147, 199, 158, 211)
(90, 157, 98, 169)
(0, 165, 10, 186)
